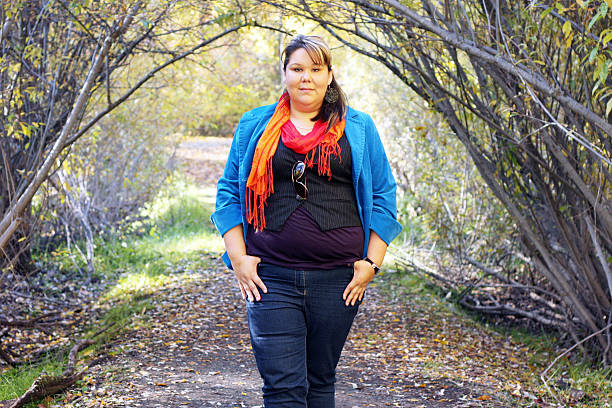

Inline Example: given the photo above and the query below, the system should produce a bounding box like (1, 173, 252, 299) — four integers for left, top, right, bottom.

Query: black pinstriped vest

(262, 135, 362, 232)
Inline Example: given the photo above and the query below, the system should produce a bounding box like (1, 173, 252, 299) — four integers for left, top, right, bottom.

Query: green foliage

(160, 30, 283, 137)
(541, 0, 612, 115)
(43, 173, 224, 279)
(82, 176, 224, 351)
(357, 59, 516, 273)
(35, 96, 175, 251)
(2, 0, 258, 273)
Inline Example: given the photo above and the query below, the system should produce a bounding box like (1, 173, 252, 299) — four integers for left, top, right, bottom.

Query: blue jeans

(246, 263, 361, 408)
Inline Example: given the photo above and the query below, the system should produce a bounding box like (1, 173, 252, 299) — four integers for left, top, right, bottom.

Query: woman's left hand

(343, 260, 376, 306)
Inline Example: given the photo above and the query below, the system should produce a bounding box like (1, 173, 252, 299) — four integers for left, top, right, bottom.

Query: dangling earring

(324, 84, 339, 104)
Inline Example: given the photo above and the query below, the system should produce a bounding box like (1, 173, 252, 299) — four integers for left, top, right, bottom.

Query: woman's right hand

(231, 254, 267, 302)
(222, 225, 267, 302)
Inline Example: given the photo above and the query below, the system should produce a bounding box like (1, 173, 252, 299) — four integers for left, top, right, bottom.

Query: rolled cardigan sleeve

(211, 126, 242, 238)
(365, 116, 403, 245)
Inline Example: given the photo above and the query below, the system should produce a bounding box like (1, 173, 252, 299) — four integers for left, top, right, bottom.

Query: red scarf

(246, 92, 345, 231)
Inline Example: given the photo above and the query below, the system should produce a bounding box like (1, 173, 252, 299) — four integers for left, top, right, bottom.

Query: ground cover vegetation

(0, 0, 611, 406)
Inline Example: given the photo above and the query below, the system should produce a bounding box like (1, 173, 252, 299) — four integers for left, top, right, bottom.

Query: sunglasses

(292, 161, 308, 200)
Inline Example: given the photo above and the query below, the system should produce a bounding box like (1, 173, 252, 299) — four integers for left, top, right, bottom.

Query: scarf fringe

(246, 158, 274, 231)
(304, 141, 342, 180)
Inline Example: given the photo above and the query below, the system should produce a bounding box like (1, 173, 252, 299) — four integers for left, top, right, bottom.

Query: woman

(211, 34, 402, 407)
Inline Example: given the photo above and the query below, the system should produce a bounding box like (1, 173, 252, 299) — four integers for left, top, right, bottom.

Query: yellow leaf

(593, 57, 605, 81)
(19, 122, 31, 137)
(565, 32, 574, 48)
(478, 395, 492, 401)
(562, 20, 572, 36)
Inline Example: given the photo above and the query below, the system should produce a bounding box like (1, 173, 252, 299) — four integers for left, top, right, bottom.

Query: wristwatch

(363, 257, 380, 274)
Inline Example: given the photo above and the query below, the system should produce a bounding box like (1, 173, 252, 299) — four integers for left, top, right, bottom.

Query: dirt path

(75, 257, 514, 408)
(67, 137, 530, 407)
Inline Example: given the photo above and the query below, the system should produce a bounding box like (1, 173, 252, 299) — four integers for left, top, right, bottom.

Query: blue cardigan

(211, 103, 403, 269)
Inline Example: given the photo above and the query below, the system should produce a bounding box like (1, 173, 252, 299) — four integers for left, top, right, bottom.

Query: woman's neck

(289, 103, 319, 122)
(289, 104, 319, 134)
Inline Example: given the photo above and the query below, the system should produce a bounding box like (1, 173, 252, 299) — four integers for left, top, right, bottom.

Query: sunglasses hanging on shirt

(292, 161, 308, 201)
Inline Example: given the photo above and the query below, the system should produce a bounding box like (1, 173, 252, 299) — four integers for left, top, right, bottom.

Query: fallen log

(0, 311, 67, 328)
(8, 339, 94, 408)
(3, 322, 114, 408)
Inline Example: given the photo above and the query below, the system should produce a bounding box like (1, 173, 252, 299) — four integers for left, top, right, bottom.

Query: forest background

(0, 0, 611, 406)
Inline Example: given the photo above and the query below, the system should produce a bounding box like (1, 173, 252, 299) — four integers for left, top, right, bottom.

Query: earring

(324, 85, 339, 104)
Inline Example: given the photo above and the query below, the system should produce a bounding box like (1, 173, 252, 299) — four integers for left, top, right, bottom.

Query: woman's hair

(281, 34, 347, 130)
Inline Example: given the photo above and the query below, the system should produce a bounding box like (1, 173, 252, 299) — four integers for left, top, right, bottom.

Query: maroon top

(246, 206, 364, 270)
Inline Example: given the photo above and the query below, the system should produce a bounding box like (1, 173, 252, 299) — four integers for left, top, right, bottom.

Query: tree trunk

(0, 149, 34, 274)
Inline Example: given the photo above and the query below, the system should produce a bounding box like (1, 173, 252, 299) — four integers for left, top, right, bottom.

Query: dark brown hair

(281, 34, 347, 130)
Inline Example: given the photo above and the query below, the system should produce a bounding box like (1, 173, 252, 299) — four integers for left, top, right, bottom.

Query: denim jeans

(246, 262, 361, 408)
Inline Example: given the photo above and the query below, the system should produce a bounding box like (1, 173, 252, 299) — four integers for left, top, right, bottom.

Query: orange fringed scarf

(246, 92, 345, 231)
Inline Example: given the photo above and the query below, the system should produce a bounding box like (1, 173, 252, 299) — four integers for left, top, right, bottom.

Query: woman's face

(283, 48, 333, 114)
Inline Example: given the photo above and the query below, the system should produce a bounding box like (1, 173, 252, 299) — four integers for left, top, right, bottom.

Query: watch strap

(363, 257, 380, 274)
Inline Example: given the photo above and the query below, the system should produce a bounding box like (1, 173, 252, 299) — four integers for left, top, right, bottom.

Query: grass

(0, 174, 225, 407)
(89, 175, 224, 337)
(0, 358, 65, 402)
(500, 329, 612, 407)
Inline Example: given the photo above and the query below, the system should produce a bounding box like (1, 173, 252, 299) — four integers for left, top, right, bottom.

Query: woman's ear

(327, 69, 333, 86)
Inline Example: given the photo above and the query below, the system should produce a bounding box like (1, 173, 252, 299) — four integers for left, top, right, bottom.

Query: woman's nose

(301, 71, 311, 81)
